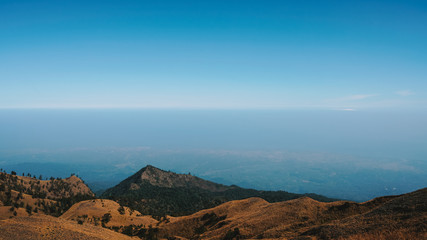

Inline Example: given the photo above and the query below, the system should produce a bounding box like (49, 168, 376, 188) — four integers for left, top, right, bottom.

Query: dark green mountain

(102, 165, 336, 216)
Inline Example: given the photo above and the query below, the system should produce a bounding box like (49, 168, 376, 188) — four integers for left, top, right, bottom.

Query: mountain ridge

(0, 167, 425, 239)
(158, 187, 427, 239)
(123, 165, 232, 192)
(102, 165, 336, 216)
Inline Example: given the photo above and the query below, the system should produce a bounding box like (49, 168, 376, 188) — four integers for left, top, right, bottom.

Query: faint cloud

(344, 94, 377, 101)
(325, 94, 377, 104)
(396, 90, 414, 97)
(322, 94, 377, 110)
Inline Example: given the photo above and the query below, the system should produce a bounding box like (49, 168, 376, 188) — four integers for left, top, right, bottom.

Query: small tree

(118, 206, 126, 215)
(26, 204, 33, 215)
(223, 228, 241, 240)
(102, 213, 112, 224)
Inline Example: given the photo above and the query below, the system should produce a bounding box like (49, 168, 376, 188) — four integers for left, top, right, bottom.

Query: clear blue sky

(1, 0, 426, 110)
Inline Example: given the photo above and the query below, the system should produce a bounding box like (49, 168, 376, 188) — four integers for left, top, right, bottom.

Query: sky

(1, 0, 426, 110)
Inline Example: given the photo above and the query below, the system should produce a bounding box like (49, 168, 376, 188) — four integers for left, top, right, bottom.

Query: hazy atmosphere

(1, 0, 426, 202)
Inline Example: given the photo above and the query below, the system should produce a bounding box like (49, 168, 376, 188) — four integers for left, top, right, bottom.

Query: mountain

(157, 188, 427, 239)
(0, 170, 94, 218)
(102, 165, 336, 216)
(0, 167, 425, 239)
(119, 165, 230, 192)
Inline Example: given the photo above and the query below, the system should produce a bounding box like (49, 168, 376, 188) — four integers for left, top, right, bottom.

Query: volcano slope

(102, 165, 335, 217)
(157, 188, 426, 240)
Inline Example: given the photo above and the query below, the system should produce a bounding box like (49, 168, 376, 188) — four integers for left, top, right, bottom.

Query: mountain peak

(139, 164, 164, 174)
(107, 165, 231, 196)
(102, 166, 337, 216)
(142, 164, 158, 170)
(132, 165, 228, 191)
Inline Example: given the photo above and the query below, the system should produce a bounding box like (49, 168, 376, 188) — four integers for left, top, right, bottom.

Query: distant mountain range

(0, 165, 425, 239)
(102, 165, 336, 216)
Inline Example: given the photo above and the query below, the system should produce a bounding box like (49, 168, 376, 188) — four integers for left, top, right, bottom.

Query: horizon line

(0, 106, 355, 111)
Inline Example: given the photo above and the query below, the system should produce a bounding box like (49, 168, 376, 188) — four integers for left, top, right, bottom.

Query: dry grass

(160, 197, 368, 239)
(0, 214, 135, 240)
(341, 229, 426, 240)
(0, 190, 57, 220)
(0, 206, 30, 219)
(159, 188, 427, 240)
(13, 175, 93, 199)
(60, 199, 158, 228)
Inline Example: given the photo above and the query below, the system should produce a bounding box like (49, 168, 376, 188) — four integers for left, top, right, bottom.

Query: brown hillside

(0, 190, 56, 220)
(0, 214, 135, 240)
(61, 199, 158, 228)
(159, 197, 359, 239)
(159, 188, 427, 240)
(303, 188, 427, 239)
(0, 171, 94, 217)
(0, 172, 93, 199)
(0, 206, 30, 220)
(15, 175, 93, 199)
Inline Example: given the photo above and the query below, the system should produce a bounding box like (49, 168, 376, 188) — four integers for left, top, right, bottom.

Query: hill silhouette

(102, 165, 336, 216)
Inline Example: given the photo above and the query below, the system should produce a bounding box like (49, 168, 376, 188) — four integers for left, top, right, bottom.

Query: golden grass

(60, 199, 158, 228)
(159, 188, 427, 240)
(341, 229, 426, 240)
(0, 214, 134, 240)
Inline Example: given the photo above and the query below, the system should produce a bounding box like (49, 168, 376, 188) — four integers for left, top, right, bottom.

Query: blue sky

(1, 0, 426, 110)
